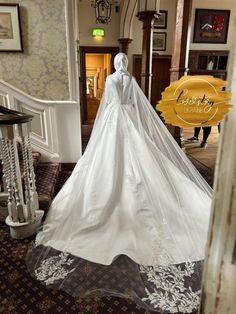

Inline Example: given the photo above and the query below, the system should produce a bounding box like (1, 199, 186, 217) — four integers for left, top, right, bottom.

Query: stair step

(35, 163, 60, 215)
(82, 124, 93, 153)
(18, 151, 42, 173)
(31, 151, 42, 170)
(0, 151, 41, 177)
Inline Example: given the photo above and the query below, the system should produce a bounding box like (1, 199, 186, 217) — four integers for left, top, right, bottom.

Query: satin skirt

(35, 103, 210, 266)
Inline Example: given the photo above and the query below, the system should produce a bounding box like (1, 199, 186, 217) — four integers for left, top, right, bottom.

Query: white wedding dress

(27, 53, 212, 313)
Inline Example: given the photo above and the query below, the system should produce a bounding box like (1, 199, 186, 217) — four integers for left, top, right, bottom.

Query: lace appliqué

(139, 261, 201, 313)
(35, 252, 76, 285)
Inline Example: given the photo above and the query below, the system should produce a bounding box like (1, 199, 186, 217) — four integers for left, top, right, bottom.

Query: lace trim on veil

(33, 251, 201, 313)
(139, 261, 201, 313)
(35, 252, 76, 285)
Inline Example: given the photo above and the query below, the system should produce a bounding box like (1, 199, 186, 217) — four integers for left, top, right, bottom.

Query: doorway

(85, 53, 112, 120)
(79, 46, 119, 124)
(79, 46, 119, 153)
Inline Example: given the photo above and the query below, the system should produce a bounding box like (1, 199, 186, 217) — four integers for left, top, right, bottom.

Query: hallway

(0, 0, 235, 312)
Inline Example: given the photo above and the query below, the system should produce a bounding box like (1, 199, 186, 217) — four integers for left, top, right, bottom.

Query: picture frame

(154, 10, 168, 29)
(0, 3, 23, 52)
(193, 9, 230, 44)
(153, 32, 166, 52)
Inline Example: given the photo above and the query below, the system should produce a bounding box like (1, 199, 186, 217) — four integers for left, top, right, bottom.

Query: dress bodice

(105, 73, 133, 105)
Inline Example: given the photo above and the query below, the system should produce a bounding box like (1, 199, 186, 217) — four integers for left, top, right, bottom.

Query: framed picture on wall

(0, 4, 23, 52)
(154, 10, 168, 29)
(193, 9, 230, 44)
(153, 32, 167, 52)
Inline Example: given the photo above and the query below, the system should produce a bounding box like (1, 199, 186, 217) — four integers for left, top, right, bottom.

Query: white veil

(26, 53, 212, 313)
(86, 53, 211, 197)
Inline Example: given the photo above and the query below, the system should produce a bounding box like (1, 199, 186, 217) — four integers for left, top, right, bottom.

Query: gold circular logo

(157, 75, 232, 127)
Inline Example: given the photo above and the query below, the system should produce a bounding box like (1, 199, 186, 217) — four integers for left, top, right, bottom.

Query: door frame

(79, 46, 119, 123)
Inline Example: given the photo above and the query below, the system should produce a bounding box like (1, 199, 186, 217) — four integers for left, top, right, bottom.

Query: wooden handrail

(0, 106, 33, 125)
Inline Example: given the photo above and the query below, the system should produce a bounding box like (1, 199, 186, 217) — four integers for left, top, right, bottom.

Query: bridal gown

(27, 53, 212, 313)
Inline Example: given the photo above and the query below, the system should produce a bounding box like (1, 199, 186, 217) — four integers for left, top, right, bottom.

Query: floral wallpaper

(0, 0, 69, 100)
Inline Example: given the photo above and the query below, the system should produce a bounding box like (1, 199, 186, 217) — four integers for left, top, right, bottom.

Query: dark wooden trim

(188, 50, 229, 80)
(180, 0, 192, 71)
(118, 38, 132, 55)
(79, 46, 119, 123)
(132, 54, 172, 110)
(60, 163, 76, 171)
(170, 0, 192, 81)
(137, 11, 160, 100)
(170, 0, 193, 148)
(80, 46, 120, 56)
(0, 106, 33, 125)
(132, 54, 172, 77)
(79, 48, 87, 121)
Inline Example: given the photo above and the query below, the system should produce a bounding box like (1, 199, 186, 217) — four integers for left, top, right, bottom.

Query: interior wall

(128, 0, 177, 74)
(77, 1, 120, 47)
(86, 54, 104, 68)
(128, 0, 235, 75)
(191, 0, 236, 84)
(0, 0, 69, 100)
(190, 0, 236, 51)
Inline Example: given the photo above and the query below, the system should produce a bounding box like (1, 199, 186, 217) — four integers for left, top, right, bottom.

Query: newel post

(0, 109, 43, 239)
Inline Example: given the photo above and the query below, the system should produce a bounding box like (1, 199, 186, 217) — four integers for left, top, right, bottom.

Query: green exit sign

(92, 28, 105, 37)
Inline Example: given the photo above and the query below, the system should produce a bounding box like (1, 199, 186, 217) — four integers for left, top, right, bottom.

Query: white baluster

(0, 139, 8, 193)
(27, 133, 39, 213)
(9, 137, 25, 223)
(1, 111, 43, 238)
(18, 122, 38, 220)
(1, 130, 18, 222)
(0, 142, 8, 220)
(21, 135, 32, 221)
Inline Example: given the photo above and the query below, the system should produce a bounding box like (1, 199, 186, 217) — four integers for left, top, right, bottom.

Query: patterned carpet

(0, 144, 213, 313)
(187, 155, 214, 187)
(0, 171, 161, 314)
(0, 223, 156, 314)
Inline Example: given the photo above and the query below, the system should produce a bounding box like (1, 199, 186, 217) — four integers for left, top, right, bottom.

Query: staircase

(0, 79, 81, 163)
(0, 79, 81, 238)
(0, 150, 60, 221)
(30, 152, 60, 215)
(0, 105, 62, 239)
